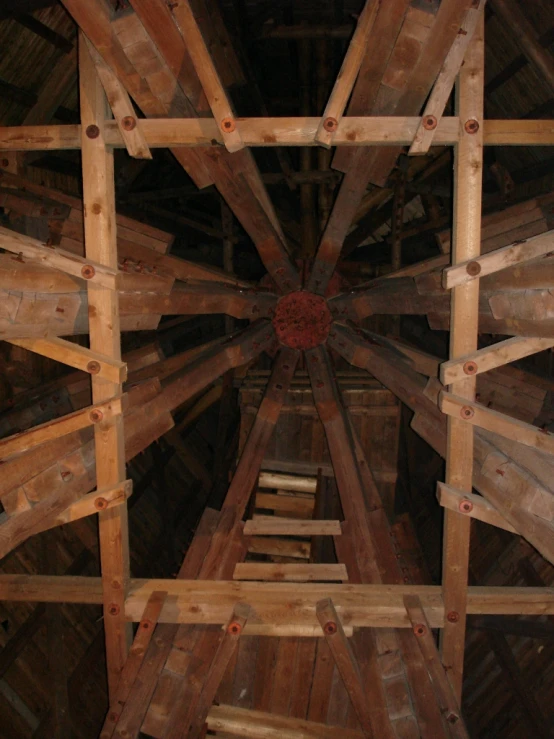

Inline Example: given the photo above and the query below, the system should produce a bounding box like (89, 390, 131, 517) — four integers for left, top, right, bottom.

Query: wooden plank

(316, 598, 374, 737)
(436, 482, 516, 534)
(8, 335, 127, 383)
(441, 15, 484, 702)
(169, 0, 243, 153)
(404, 595, 469, 738)
(0, 225, 118, 289)
(233, 563, 348, 582)
(409, 2, 484, 155)
(1, 577, 553, 619)
(181, 604, 251, 738)
(315, 0, 379, 148)
(100, 590, 167, 738)
(255, 492, 314, 517)
(207, 704, 365, 739)
(79, 32, 131, 699)
(243, 518, 341, 536)
(258, 471, 318, 493)
(440, 391, 554, 460)
(84, 37, 152, 159)
(0, 396, 123, 461)
(3, 117, 554, 150)
(443, 229, 554, 289)
(247, 537, 311, 559)
(440, 336, 554, 385)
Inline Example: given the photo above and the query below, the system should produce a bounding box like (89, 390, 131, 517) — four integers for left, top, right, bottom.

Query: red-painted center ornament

(272, 291, 332, 350)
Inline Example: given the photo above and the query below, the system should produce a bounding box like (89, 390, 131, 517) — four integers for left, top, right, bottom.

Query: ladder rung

(244, 517, 341, 536)
(233, 562, 348, 582)
(255, 492, 314, 516)
(247, 537, 310, 559)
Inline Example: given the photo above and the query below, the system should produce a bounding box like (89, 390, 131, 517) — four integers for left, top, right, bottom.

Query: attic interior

(0, 0, 554, 737)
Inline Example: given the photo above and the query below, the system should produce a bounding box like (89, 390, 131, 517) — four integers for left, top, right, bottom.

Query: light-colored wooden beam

(233, 563, 348, 582)
(84, 37, 152, 160)
(100, 590, 167, 739)
(79, 32, 131, 698)
(56, 481, 133, 525)
(409, 2, 484, 155)
(169, 0, 243, 153)
(441, 15, 484, 702)
(440, 391, 554, 458)
(2, 118, 554, 151)
(437, 482, 516, 534)
(207, 704, 365, 739)
(1, 576, 553, 619)
(258, 471, 318, 493)
(316, 597, 373, 737)
(443, 229, 554, 289)
(0, 396, 123, 461)
(404, 595, 469, 738)
(440, 337, 554, 385)
(8, 337, 127, 384)
(243, 518, 341, 536)
(315, 0, 379, 148)
(0, 225, 118, 289)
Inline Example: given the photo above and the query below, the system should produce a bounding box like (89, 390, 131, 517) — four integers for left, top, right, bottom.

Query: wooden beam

(79, 32, 131, 698)
(491, 0, 554, 97)
(207, 704, 365, 739)
(443, 229, 554, 289)
(100, 590, 167, 739)
(7, 337, 127, 383)
(258, 471, 318, 493)
(404, 595, 469, 738)
(441, 15, 484, 701)
(1, 576, 554, 619)
(316, 598, 373, 737)
(0, 395, 123, 461)
(440, 391, 554, 458)
(179, 604, 251, 738)
(233, 563, 348, 582)
(437, 482, 516, 534)
(315, 0, 379, 148)
(84, 37, 151, 160)
(243, 518, 341, 536)
(56, 480, 133, 526)
(409, 2, 484, 155)
(0, 225, 118, 288)
(440, 336, 554, 385)
(2, 118, 554, 151)
(169, 0, 243, 153)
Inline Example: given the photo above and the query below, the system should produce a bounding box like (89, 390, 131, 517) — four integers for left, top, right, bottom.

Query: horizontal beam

(243, 517, 341, 536)
(0, 578, 552, 624)
(8, 337, 127, 383)
(1, 118, 554, 151)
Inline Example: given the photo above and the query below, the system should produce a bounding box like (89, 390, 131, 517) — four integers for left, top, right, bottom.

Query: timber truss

(1, 0, 554, 737)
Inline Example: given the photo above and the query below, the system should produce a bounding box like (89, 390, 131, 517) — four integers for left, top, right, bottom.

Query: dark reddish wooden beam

(156, 320, 277, 415)
(199, 347, 300, 580)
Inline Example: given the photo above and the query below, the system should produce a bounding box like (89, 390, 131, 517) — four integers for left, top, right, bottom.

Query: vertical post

(79, 31, 131, 699)
(441, 16, 484, 701)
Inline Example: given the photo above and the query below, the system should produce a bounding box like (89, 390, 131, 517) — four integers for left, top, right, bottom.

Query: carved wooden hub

(272, 290, 332, 350)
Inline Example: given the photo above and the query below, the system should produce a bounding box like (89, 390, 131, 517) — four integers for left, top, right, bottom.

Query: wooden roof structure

(0, 0, 554, 737)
